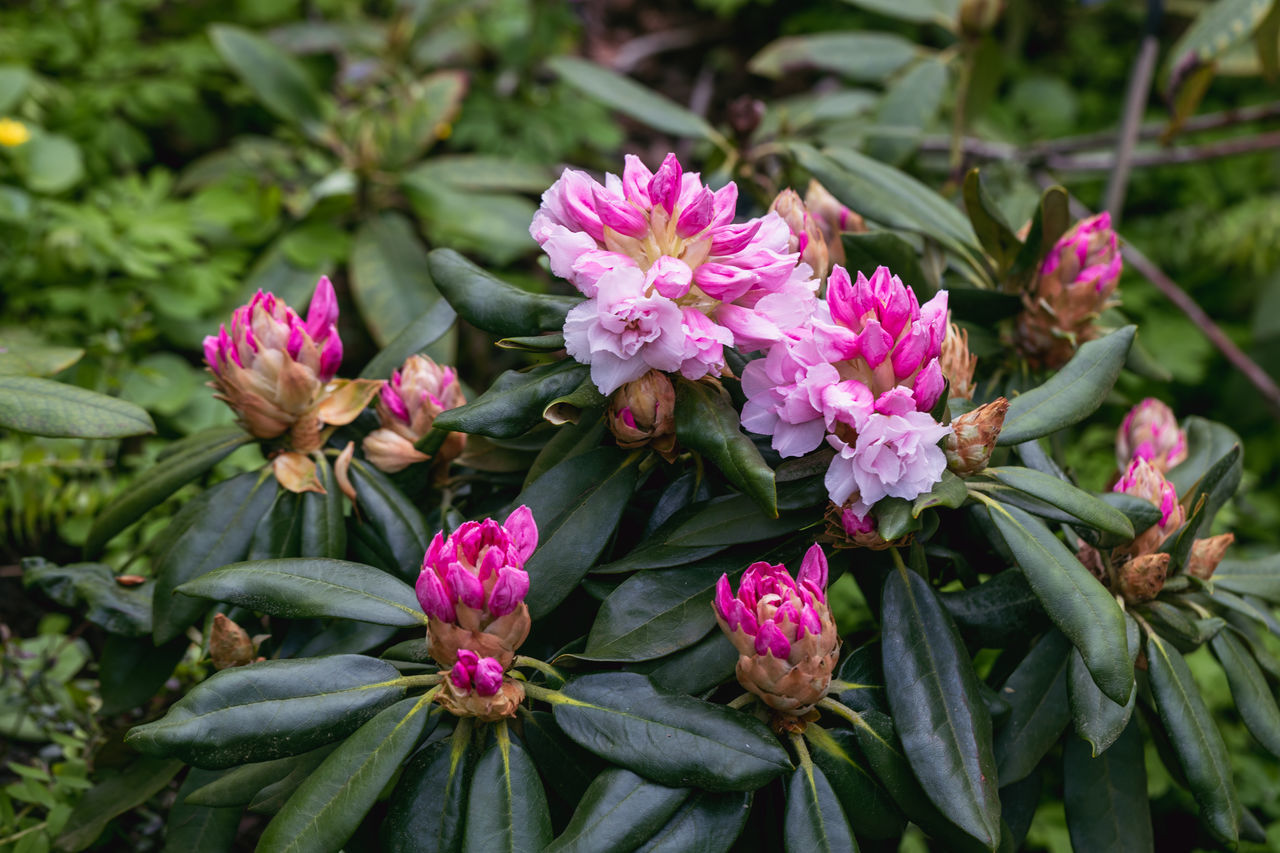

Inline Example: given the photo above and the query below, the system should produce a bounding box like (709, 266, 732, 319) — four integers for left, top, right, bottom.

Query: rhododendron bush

(32, 140, 1276, 853)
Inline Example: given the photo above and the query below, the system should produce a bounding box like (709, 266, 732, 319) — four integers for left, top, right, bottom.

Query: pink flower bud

(676, 187, 715, 238)
(713, 545, 840, 716)
(593, 185, 648, 238)
(438, 650, 524, 721)
(945, 398, 1009, 476)
(607, 370, 677, 457)
(1117, 398, 1187, 473)
(648, 153, 683, 215)
(363, 355, 467, 474)
(1113, 458, 1186, 557)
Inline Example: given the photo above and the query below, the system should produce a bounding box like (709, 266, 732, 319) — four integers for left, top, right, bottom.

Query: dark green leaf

(647, 630, 739, 696)
(913, 471, 968, 516)
(546, 769, 688, 853)
(805, 725, 905, 841)
(163, 769, 242, 853)
(359, 299, 458, 380)
(177, 558, 425, 628)
(406, 181, 537, 267)
(1178, 443, 1242, 540)
(633, 790, 751, 853)
(300, 454, 346, 558)
(125, 655, 406, 769)
(1097, 493, 1163, 539)
(249, 488, 303, 560)
(518, 447, 642, 618)
(675, 378, 776, 517)
(499, 334, 567, 352)
(993, 631, 1071, 784)
(258, 696, 436, 853)
(1062, 722, 1153, 853)
(209, 25, 329, 135)
(1145, 632, 1241, 844)
(838, 0, 960, 25)
(1210, 630, 1280, 758)
(0, 376, 155, 439)
(881, 567, 1001, 848)
(749, 32, 919, 82)
(99, 635, 187, 716)
(985, 467, 1133, 539)
(1213, 553, 1280, 603)
(463, 725, 552, 853)
(55, 758, 183, 853)
(1068, 615, 1140, 756)
(247, 746, 341, 816)
(583, 562, 724, 662)
(784, 760, 857, 853)
(384, 724, 475, 853)
(1167, 417, 1241, 495)
(433, 360, 589, 439)
(553, 672, 791, 791)
(997, 327, 1136, 445)
(548, 56, 722, 142)
(346, 458, 431, 581)
(874, 497, 923, 540)
(520, 710, 606, 807)
(940, 570, 1047, 647)
(963, 169, 1022, 273)
(151, 471, 278, 644)
(351, 212, 444, 348)
(834, 642, 889, 714)
(985, 502, 1131, 705)
(22, 560, 150, 636)
(841, 232, 929, 294)
(427, 248, 582, 337)
(184, 750, 328, 808)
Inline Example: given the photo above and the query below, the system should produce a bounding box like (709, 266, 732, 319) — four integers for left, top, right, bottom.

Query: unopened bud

(1187, 532, 1234, 580)
(1117, 398, 1187, 473)
(436, 650, 525, 722)
(945, 398, 1008, 476)
(939, 315, 978, 401)
(804, 180, 865, 269)
(607, 370, 677, 458)
(770, 189, 829, 281)
(210, 614, 256, 670)
(1116, 552, 1169, 603)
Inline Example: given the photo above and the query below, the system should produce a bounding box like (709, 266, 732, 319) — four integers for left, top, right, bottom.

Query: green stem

(727, 692, 756, 710)
(512, 655, 565, 687)
(398, 672, 445, 688)
(521, 681, 568, 705)
(790, 730, 814, 773)
(817, 696, 874, 737)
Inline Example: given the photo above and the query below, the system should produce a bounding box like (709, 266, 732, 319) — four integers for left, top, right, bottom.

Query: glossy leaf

(98, 635, 187, 716)
(518, 447, 642, 618)
(874, 497, 922, 540)
(805, 725, 905, 840)
(675, 377, 777, 517)
(384, 724, 475, 853)
(0, 375, 155, 439)
(1212, 553, 1280, 603)
(993, 630, 1072, 784)
(1167, 417, 1241, 495)
(985, 467, 1133, 539)
(583, 562, 725, 662)
(350, 212, 444, 347)
(985, 502, 1132, 705)
(913, 470, 968, 516)
(345, 458, 432, 581)
(997, 327, 1136, 445)
(177, 558, 426, 627)
(125, 655, 406, 769)
(963, 169, 1022, 273)
(462, 725, 552, 853)
(433, 359, 589, 439)
(881, 567, 1001, 848)
(750, 32, 919, 82)
(300, 454, 346, 558)
(645, 629, 738, 696)
(246, 746, 339, 816)
(249, 488, 303, 560)
(1068, 615, 1141, 756)
(1210, 630, 1280, 758)
(519, 710, 607, 807)
(54, 758, 183, 852)
(1146, 632, 1241, 844)
(548, 56, 722, 142)
(633, 790, 751, 853)
(546, 768, 688, 853)
(1062, 722, 1153, 853)
(257, 696, 436, 853)
(151, 471, 278, 644)
(940, 569, 1048, 647)
(553, 672, 792, 791)
(427, 249, 582, 337)
(784, 760, 857, 853)
(163, 769, 242, 853)
(209, 25, 329, 135)
(359, 299, 458, 380)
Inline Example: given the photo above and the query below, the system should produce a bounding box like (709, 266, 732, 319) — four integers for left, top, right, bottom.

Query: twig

(1105, 24, 1162, 221)
(611, 28, 719, 74)
(1047, 131, 1280, 172)
(1037, 100, 1280, 155)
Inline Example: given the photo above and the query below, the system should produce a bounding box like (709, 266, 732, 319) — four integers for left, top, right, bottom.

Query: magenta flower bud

(439, 649, 524, 721)
(304, 276, 339, 340)
(648, 153, 683, 215)
(1117, 398, 1187, 473)
(1114, 458, 1186, 557)
(713, 545, 840, 716)
(621, 154, 654, 207)
(593, 185, 648, 238)
(419, 506, 537, 669)
(676, 187, 715, 238)
(364, 355, 467, 474)
(645, 256, 693, 299)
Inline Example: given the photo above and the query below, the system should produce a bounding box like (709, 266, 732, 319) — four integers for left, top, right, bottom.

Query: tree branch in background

(1104, 28, 1161, 220)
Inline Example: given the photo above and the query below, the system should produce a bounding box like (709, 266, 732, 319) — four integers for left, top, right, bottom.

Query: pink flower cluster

(741, 265, 951, 521)
(532, 153, 818, 394)
(448, 649, 504, 697)
(416, 506, 536, 625)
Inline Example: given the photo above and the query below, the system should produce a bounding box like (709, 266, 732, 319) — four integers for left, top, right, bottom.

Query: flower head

(713, 545, 839, 716)
(437, 649, 524, 721)
(417, 506, 536, 668)
(1116, 398, 1186, 473)
(363, 355, 467, 473)
(1113, 458, 1185, 558)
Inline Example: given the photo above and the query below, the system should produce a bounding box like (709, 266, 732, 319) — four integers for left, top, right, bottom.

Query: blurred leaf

(350, 212, 444, 348)
(1167, 0, 1273, 83)
(0, 376, 154, 439)
(841, 232, 929, 293)
(379, 71, 467, 167)
(55, 758, 183, 852)
(359, 300, 458, 380)
(405, 156, 555, 194)
(19, 134, 84, 194)
(427, 248, 582, 338)
(546, 768, 688, 853)
(0, 65, 32, 112)
(0, 337, 83, 376)
(548, 57, 722, 143)
(750, 33, 920, 82)
(675, 378, 777, 517)
(838, 0, 960, 26)
(405, 179, 536, 266)
(1062, 721, 1153, 853)
(209, 25, 329, 136)
(963, 169, 1022, 274)
(164, 769, 242, 853)
(1212, 553, 1280, 602)
(1209, 630, 1280, 758)
(867, 58, 949, 165)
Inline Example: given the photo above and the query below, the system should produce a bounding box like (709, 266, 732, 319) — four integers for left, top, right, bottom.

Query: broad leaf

(22, 560, 151, 637)
(750, 32, 919, 82)
(841, 232, 929, 295)
(406, 180, 537, 267)
(552, 673, 792, 791)
(546, 768, 688, 853)
(359, 299, 458, 380)
(433, 360, 589, 439)
(867, 57, 948, 165)
(963, 168, 1022, 273)
(300, 454, 346, 558)
(633, 790, 751, 853)
(583, 562, 726, 662)
(209, 25, 329, 135)
(98, 635, 187, 716)
(838, 0, 960, 25)
(384, 724, 475, 853)
(126, 655, 406, 769)
(1062, 722, 1153, 853)
(784, 761, 857, 853)
(1213, 553, 1280, 603)
(940, 570, 1047, 647)
(675, 378, 777, 517)
(1068, 615, 1141, 756)
(993, 630, 1071, 785)
(549, 56, 722, 142)
(163, 769, 242, 853)
(646, 630, 739, 696)
(184, 750, 330, 808)
(54, 758, 183, 852)
(427, 249, 582, 337)
(346, 458, 432, 581)
(1168, 0, 1272, 81)
(463, 726, 552, 853)
(0, 376, 155, 439)
(350, 212, 444, 347)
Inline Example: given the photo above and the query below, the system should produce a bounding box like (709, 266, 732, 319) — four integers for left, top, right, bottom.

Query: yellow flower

(0, 118, 30, 147)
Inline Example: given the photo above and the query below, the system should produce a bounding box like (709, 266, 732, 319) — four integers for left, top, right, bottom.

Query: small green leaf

(433, 359, 590, 439)
(0, 65, 32, 112)
(209, 25, 329, 135)
(184, 751, 326, 808)
(463, 725, 552, 853)
(177, 558, 426, 627)
(1210, 630, 1280, 758)
(21, 561, 150, 637)
(546, 768, 688, 853)
(0, 376, 154, 439)
(998, 327, 1136, 445)
(300, 455, 346, 558)
(1068, 615, 1140, 756)
(963, 169, 1023, 274)
(553, 673, 792, 791)
(549, 56, 723, 143)
(351, 212, 445, 348)
(993, 630, 1071, 785)
(914, 471, 968, 516)
(20, 133, 84, 194)
(784, 760, 857, 853)
(87, 426, 248, 554)
(881, 567, 1001, 849)
(676, 378, 777, 517)
(257, 695, 436, 853)
(1146, 632, 1241, 844)
(1062, 721, 1153, 853)
(384, 724, 475, 853)
(873, 497, 923, 540)
(984, 467, 1134, 539)
(750, 32, 920, 81)
(427, 248, 582, 338)
(125, 655, 406, 769)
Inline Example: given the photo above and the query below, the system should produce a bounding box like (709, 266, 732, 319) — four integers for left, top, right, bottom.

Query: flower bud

(945, 398, 1008, 476)
(210, 614, 256, 670)
(1116, 552, 1170, 603)
(1187, 532, 1234, 580)
(418, 506, 537, 669)
(826, 505, 900, 550)
(606, 370, 677, 458)
(770, 189, 829, 282)
(1017, 213, 1122, 369)
(939, 316, 978, 401)
(713, 545, 840, 716)
(1114, 458, 1186, 557)
(363, 355, 467, 474)
(804, 180, 865, 269)
(1116, 398, 1187, 473)
(436, 649, 525, 722)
